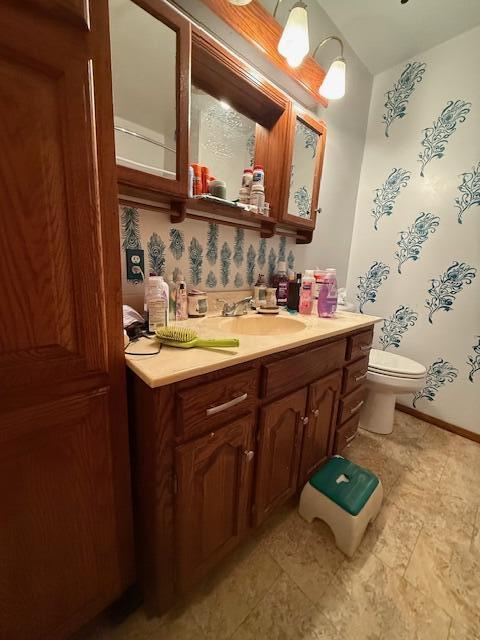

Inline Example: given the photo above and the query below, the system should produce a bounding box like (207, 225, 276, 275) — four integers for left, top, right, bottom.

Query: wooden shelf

(186, 198, 276, 238)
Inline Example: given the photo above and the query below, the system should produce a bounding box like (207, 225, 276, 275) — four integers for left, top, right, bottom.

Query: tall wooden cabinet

(0, 3, 134, 638)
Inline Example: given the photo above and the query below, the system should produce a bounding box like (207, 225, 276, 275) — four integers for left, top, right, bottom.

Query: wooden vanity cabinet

(254, 387, 308, 525)
(175, 414, 255, 591)
(128, 325, 374, 613)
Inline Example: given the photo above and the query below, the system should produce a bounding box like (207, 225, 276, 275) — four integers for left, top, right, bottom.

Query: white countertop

(125, 309, 380, 388)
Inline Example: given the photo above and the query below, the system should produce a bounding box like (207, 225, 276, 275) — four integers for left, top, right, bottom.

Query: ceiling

(316, 0, 480, 74)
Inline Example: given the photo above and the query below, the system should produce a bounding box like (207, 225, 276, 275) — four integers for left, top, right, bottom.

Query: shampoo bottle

(274, 261, 288, 306)
(299, 270, 314, 315)
(317, 268, 338, 318)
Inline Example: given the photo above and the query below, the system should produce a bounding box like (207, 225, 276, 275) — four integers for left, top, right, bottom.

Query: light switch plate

(126, 248, 145, 282)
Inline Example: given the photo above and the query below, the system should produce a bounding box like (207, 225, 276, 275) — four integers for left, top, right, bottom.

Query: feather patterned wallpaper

(120, 207, 296, 299)
(346, 25, 480, 433)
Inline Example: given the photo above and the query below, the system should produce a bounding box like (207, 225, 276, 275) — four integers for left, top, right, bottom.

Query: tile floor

(76, 411, 480, 640)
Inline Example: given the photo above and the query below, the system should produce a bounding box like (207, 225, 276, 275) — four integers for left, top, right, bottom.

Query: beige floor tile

(318, 553, 450, 640)
(392, 411, 430, 444)
(438, 456, 480, 505)
(232, 573, 338, 640)
(358, 498, 423, 575)
(347, 444, 404, 495)
(261, 510, 344, 604)
(451, 436, 480, 466)
(188, 538, 281, 639)
(405, 531, 480, 629)
(448, 618, 480, 640)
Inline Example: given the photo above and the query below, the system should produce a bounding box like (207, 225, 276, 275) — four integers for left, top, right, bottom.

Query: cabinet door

(298, 371, 342, 487)
(0, 3, 134, 639)
(254, 388, 308, 525)
(108, 0, 190, 199)
(175, 415, 255, 591)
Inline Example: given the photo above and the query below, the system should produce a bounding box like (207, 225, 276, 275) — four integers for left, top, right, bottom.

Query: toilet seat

(368, 349, 426, 380)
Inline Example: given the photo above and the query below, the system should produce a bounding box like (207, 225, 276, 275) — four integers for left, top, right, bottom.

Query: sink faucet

(217, 296, 252, 317)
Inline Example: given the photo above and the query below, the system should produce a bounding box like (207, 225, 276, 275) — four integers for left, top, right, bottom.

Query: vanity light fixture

(219, 100, 231, 110)
(277, 1, 310, 69)
(313, 36, 346, 99)
(227, 0, 253, 5)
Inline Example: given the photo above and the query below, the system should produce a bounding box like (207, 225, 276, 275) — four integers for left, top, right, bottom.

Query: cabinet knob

(244, 450, 254, 461)
(301, 416, 309, 425)
(312, 409, 320, 417)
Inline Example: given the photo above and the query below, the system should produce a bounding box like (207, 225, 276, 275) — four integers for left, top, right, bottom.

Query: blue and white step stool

(298, 456, 383, 557)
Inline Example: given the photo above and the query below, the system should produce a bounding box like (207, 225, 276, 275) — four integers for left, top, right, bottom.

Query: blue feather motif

(246, 244, 256, 286)
(383, 62, 426, 137)
(455, 162, 480, 224)
(425, 261, 476, 323)
(278, 236, 287, 263)
(395, 212, 440, 274)
(294, 186, 311, 219)
(372, 168, 411, 230)
(234, 273, 244, 288)
(220, 242, 232, 287)
(379, 305, 418, 350)
(418, 100, 471, 177)
(287, 250, 295, 271)
(297, 120, 318, 157)
(467, 337, 480, 383)
(206, 223, 219, 265)
(233, 228, 245, 267)
(169, 228, 184, 259)
(268, 248, 277, 285)
(189, 237, 203, 286)
(121, 206, 141, 250)
(413, 358, 458, 407)
(357, 261, 390, 313)
(257, 239, 266, 269)
(206, 271, 217, 288)
(147, 232, 165, 276)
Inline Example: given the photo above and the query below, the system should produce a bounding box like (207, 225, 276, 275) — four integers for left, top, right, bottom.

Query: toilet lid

(368, 349, 426, 379)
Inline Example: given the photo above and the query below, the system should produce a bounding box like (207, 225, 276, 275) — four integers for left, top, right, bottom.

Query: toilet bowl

(360, 349, 426, 435)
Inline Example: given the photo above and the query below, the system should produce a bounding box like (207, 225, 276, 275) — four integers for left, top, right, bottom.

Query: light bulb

(278, 2, 309, 65)
(227, 0, 253, 4)
(319, 57, 346, 99)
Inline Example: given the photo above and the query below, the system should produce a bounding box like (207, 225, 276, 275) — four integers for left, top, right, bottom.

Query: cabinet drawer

(261, 339, 346, 398)
(346, 328, 374, 361)
(333, 413, 360, 455)
(342, 356, 369, 395)
(176, 369, 258, 440)
(337, 385, 367, 426)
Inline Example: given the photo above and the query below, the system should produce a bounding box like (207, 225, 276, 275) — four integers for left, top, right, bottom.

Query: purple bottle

(317, 268, 338, 318)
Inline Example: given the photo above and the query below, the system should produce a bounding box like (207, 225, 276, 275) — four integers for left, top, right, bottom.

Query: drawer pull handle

(355, 372, 368, 382)
(360, 343, 373, 351)
(206, 393, 248, 416)
(346, 431, 358, 444)
(312, 409, 320, 417)
(244, 450, 254, 461)
(350, 400, 364, 414)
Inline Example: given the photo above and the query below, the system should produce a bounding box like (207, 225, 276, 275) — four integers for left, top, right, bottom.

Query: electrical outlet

(126, 248, 145, 282)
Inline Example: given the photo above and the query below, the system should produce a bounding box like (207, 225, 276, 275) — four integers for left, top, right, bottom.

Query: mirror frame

(280, 108, 326, 230)
(112, 0, 191, 200)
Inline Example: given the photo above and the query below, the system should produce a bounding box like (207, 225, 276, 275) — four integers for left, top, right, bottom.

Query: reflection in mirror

(190, 86, 256, 201)
(109, 0, 177, 180)
(288, 119, 320, 219)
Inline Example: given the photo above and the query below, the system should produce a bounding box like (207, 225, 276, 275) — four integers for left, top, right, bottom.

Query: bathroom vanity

(126, 312, 377, 612)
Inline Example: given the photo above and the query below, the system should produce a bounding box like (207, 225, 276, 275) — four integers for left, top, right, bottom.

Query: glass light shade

(278, 4, 309, 64)
(227, 0, 253, 4)
(319, 57, 346, 99)
(286, 49, 306, 68)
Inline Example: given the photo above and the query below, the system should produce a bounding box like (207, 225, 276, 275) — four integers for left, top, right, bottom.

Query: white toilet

(360, 349, 426, 435)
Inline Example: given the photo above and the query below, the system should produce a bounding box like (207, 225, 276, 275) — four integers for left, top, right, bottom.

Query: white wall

(171, 0, 373, 286)
(347, 26, 480, 433)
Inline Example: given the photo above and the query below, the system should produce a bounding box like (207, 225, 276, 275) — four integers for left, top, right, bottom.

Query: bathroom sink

(213, 315, 306, 336)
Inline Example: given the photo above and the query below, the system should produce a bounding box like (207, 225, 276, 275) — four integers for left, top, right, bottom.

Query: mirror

(109, 0, 177, 180)
(288, 117, 320, 219)
(190, 86, 256, 201)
